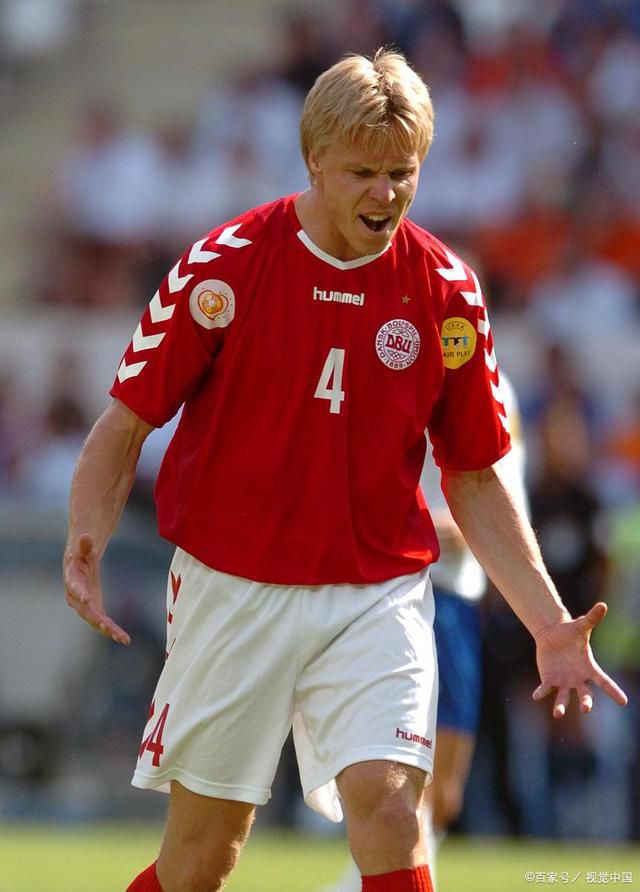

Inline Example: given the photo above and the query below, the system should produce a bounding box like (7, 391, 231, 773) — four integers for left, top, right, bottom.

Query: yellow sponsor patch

(441, 316, 477, 369)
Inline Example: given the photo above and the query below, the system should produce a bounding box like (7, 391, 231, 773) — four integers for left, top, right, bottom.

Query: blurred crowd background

(0, 0, 639, 844)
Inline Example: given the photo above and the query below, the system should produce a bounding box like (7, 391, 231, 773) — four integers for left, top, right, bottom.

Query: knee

(347, 788, 422, 869)
(338, 762, 427, 873)
(367, 794, 422, 840)
(340, 762, 423, 845)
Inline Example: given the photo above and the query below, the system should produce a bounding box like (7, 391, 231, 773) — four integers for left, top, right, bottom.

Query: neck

(294, 189, 354, 261)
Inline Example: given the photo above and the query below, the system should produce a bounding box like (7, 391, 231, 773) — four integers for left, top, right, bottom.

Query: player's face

(307, 141, 421, 260)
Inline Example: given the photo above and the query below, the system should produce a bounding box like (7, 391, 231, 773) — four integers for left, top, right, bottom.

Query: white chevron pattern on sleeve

(436, 249, 466, 282)
(498, 412, 510, 432)
(216, 224, 252, 249)
(149, 290, 175, 323)
(491, 376, 510, 432)
(437, 250, 484, 306)
(132, 322, 166, 352)
(168, 260, 194, 293)
(460, 270, 484, 307)
(117, 226, 252, 385)
(436, 250, 506, 426)
(117, 358, 147, 383)
(491, 379, 505, 406)
(437, 250, 506, 430)
(189, 238, 221, 264)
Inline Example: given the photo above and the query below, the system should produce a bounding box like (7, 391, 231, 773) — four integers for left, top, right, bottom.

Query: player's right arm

(64, 399, 153, 645)
(64, 215, 255, 640)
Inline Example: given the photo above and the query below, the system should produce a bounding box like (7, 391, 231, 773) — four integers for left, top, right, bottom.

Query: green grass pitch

(1, 825, 639, 891)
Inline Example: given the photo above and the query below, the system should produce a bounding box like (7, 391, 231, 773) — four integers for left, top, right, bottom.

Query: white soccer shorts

(132, 548, 438, 822)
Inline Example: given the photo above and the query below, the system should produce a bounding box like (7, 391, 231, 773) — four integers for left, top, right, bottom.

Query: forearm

(441, 465, 570, 639)
(67, 401, 152, 559)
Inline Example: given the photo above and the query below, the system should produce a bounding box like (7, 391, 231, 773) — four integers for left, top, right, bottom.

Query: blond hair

(300, 48, 434, 168)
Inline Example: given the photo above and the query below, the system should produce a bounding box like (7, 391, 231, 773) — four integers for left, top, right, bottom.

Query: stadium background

(0, 0, 639, 888)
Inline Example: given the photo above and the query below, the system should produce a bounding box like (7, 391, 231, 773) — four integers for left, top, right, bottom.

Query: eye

(390, 169, 412, 181)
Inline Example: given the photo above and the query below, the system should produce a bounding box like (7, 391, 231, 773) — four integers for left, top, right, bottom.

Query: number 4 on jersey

(314, 348, 345, 414)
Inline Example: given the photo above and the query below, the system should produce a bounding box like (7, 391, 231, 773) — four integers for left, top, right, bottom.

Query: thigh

(157, 781, 255, 890)
(293, 570, 438, 822)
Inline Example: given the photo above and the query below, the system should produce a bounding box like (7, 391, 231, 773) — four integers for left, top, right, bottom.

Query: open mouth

(360, 213, 392, 233)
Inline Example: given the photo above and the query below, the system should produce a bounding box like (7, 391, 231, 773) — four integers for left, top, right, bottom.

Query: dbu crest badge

(375, 319, 421, 370)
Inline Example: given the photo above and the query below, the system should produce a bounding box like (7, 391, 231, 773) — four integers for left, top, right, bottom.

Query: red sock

(362, 865, 434, 892)
(126, 862, 163, 892)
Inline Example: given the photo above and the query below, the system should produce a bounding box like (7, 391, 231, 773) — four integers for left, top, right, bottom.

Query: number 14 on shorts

(139, 701, 171, 767)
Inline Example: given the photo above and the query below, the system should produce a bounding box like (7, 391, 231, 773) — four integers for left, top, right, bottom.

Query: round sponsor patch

(441, 316, 477, 369)
(189, 279, 235, 329)
(375, 319, 421, 370)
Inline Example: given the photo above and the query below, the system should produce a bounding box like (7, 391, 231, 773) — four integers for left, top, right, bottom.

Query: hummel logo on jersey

(313, 286, 365, 307)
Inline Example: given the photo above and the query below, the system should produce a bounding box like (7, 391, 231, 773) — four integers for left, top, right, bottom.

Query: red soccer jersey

(111, 195, 510, 584)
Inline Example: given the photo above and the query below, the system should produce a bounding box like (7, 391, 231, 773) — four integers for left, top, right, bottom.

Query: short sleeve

(427, 253, 511, 471)
(110, 235, 239, 427)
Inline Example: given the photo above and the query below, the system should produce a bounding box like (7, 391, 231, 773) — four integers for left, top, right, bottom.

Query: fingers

(592, 667, 629, 707)
(98, 619, 131, 647)
(532, 681, 553, 703)
(64, 537, 96, 605)
(73, 597, 131, 646)
(532, 674, 628, 716)
(576, 682, 593, 714)
(582, 601, 608, 630)
(77, 533, 95, 558)
(65, 563, 91, 607)
(532, 684, 571, 718)
(552, 689, 571, 719)
(64, 539, 130, 645)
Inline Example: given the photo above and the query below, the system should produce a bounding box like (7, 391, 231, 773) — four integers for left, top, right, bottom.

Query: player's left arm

(441, 462, 629, 717)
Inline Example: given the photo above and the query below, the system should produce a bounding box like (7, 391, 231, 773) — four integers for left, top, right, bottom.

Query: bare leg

(155, 781, 255, 892)
(337, 760, 428, 875)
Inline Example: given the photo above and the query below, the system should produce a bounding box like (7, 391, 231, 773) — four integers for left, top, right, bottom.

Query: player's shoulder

(206, 194, 296, 251)
(397, 218, 481, 317)
(402, 219, 485, 315)
(180, 194, 298, 274)
(399, 217, 473, 276)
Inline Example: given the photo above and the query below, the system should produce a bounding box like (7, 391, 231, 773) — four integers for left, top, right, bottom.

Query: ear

(307, 149, 322, 179)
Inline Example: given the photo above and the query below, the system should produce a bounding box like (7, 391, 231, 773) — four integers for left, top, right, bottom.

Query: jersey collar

(295, 228, 392, 271)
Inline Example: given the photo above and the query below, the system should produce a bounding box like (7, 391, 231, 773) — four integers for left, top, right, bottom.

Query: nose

(368, 175, 395, 204)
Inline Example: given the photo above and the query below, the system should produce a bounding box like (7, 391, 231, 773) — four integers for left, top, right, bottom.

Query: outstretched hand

(64, 534, 131, 645)
(532, 602, 627, 718)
